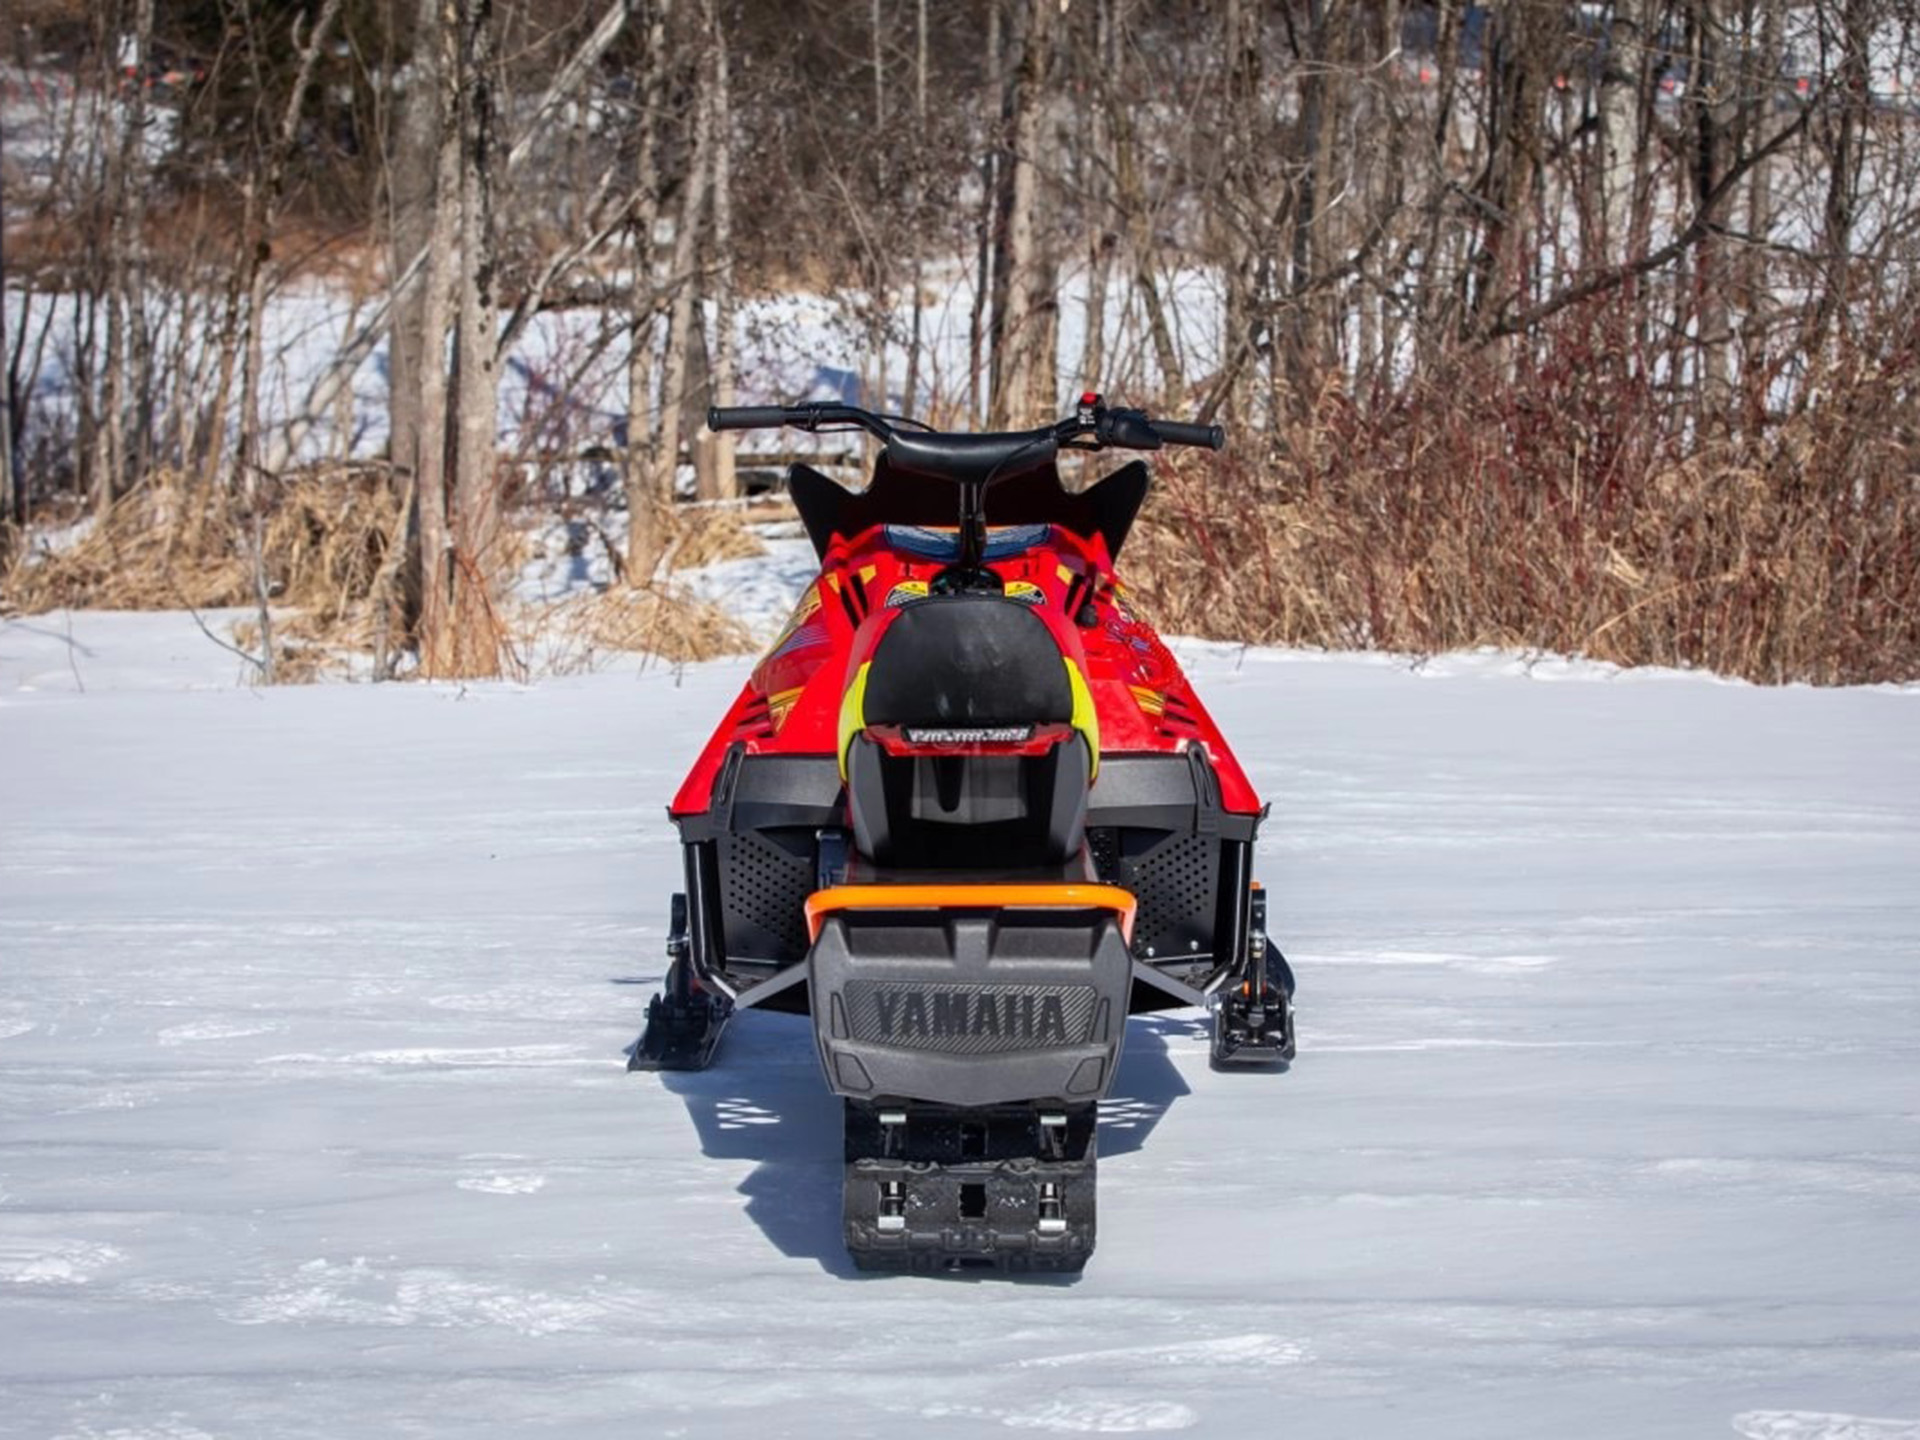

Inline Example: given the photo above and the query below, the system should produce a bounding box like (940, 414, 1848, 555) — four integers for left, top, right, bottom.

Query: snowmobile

(628, 394, 1294, 1273)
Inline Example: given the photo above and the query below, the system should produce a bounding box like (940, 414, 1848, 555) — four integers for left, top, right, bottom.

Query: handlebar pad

(707, 405, 791, 431)
(1150, 419, 1226, 450)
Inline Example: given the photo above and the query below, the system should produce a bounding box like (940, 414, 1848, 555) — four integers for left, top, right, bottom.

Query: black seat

(863, 596, 1070, 728)
(850, 597, 1087, 868)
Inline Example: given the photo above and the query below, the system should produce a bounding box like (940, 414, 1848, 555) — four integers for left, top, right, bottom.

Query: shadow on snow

(651, 1007, 1200, 1279)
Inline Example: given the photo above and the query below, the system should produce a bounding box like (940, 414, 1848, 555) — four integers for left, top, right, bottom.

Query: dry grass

(2, 467, 399, 615)
(1, 467, 404, 682)
(1, 468, 765, 679)
(1128, 309, 1920, 686)
(525, 584, 754, 673)
(657, 504, 767, 571)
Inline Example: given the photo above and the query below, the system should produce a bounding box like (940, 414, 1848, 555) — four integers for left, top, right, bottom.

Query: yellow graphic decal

(1066, 658, 1101, 780)
(1128, 684, 1166, 716)
(767, 686, 806, 732)
(764, 583, 822, 656)
(837, 662, 872, 779)
(885, 579, 929, 607)
(1004, 580, 1044, 605)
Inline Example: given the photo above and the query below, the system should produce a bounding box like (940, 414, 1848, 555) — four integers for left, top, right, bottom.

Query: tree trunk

(388, 0, 445, 510)
(1217, 0, 1264, 416)
(685, 300, 717, 501)
(1074, 0, 1117, 398)
(124, 0, 156, 493)
(1688, 0, 1730, 414)
(624, 0, 670, 582)
(707, 0, 737, 499)
(648, 65, 714, 542)
(1807, 0, 1871, 364)
(414, 0, 462, 676)
(1110, 84, 1180, 397)
(990, 0, 1057, 429)
(271, 0, 629, 477)
(1598, 9, 1637, 265)
(447, 0, 504, 679)
(905, 0, 928, 415)
(1467, 1, 1555, 334)
(967, 2, 1002, 426)
(0, 112, 18, 533)
(93, 0, 153, 516)
(866, 0, 889, 421)
(1739, 0, 1782, 402)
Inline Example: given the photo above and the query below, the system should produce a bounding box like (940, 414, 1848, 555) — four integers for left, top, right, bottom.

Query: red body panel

(670, 521, 1261, 818)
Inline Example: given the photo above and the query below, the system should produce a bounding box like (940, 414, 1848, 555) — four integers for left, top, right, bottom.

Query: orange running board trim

(805, 883, 1137, 945)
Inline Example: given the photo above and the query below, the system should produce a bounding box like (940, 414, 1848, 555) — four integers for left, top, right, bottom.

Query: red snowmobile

(629, 395, 1294, 1273)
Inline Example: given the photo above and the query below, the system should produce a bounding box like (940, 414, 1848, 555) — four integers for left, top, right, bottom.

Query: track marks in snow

(54, 1419, 218, 1440)
(425, 983, 606, 1020)
(1300, 948, 1560, 973)
(255, 1043, 595, 1070)
(924, 1400, 1198, 1434)
(157, 1020, 282, 1045)
(1001, 1400, 1199, 1432)
(223, 1257, 646, 1336)
(455, 1154, 548, 1195)
(1733, 1414, 1920, 1440)
(1017, 1334, 1310, 1371)
(0, 1238, 124, 1284)
(1649, 1154, 1920, 1199)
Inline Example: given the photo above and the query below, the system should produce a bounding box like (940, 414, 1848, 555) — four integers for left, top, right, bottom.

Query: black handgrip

(1149, 418, 1226, 450)
(707, 405, 791, 431)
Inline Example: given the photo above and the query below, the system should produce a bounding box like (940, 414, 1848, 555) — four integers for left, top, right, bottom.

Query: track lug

(843, 1103, 1097, 1272)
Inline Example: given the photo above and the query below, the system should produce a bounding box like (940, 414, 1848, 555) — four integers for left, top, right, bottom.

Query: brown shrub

(658, 504, 768, 572)
(527, 584, 754, 672)
(2, 466, 400, 617)
(1128, 310, 1920, 686)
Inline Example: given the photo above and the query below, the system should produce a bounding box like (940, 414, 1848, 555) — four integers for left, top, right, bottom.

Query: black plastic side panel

(715, 827, 815, 962)
(675, 753, 842, 981)
(1084, 751, 1263, 1012)
(1086, 751, 1259, 841)
(674, 750, 843, 843)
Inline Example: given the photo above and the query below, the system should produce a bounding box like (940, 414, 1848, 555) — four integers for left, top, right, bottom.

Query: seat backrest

(863, 596, 1071, 728)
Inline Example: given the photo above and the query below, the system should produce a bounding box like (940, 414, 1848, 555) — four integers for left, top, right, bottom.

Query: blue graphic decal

(882, 523, 1054, 561)
(771, 620, 829, 659)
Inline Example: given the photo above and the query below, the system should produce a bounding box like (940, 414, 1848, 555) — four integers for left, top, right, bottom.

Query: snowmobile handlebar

(706, 405, 794, 431)
(1141, 418, 1225, 450)
(705, 398, 1225, 456)
(709, 396, 1219, 584)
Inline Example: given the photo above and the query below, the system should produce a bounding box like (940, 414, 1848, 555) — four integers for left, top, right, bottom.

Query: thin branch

(1478, 105, 1814, 344)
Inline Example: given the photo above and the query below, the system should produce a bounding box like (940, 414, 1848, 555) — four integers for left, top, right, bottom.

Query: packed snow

(2, 613, 1918, 1439)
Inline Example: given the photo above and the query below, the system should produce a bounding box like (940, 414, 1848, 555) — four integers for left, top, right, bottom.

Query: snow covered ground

(2, 614, 1918, 1439)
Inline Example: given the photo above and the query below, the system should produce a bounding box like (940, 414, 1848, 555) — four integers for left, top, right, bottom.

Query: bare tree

(989, 0, 1059, 429)
(624, 0, 673, 582)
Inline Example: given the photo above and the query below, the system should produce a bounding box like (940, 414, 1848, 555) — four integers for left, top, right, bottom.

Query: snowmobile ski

(626, 893, 734, 1072)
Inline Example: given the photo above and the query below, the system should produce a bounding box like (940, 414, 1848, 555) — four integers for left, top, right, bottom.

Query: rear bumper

(807, 888, 1134, 1108)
